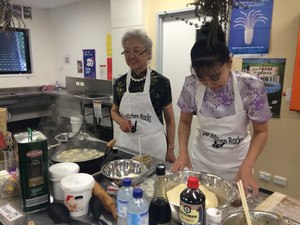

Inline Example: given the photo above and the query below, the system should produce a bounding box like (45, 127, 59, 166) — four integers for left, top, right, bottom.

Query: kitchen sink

(74, 93, 110, 100)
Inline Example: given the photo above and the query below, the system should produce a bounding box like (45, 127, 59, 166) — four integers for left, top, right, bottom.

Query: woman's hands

(233, 163, 259, 197)
(119, 118, 133, 133)
(171, 152, 192, 171)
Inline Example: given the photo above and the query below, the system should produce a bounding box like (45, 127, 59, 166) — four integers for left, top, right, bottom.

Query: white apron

(118, 66, 167, 160)
(191, 73, 251, 181)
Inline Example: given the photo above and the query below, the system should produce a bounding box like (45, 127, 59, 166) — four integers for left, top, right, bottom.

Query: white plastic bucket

(70, 116, 83, 132)
(60, 173, 95, 217)
(49, 163, 80, 200)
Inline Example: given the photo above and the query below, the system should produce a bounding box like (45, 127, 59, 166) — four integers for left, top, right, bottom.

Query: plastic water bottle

(127, 188, 149, 225)
(55, 81, 59, 91)
(117, 178, 133, 225)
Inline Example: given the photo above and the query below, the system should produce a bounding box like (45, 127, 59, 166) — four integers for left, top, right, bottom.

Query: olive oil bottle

(179, 176, 205, 225)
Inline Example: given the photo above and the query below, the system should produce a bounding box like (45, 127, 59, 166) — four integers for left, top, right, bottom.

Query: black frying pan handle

(70, 218, 90, 225)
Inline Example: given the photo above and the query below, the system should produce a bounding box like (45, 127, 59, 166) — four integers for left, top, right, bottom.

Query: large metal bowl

(55, 132, 89, 143)
(165, 170, 237, 223)
(101, 159, 148, 186)
(220, 210, 300, 225)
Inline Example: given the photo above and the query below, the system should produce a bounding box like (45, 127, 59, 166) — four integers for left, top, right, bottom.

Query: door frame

(155, 7, 196, 73)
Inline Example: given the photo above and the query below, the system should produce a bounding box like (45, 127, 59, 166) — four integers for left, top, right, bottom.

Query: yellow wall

(146, 0, 300, 198)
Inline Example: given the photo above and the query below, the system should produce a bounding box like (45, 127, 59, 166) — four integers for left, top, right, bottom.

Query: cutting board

(255, 192, 300, 223)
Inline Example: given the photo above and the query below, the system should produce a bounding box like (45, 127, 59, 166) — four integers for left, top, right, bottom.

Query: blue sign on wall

(229, 0, 274, 57)
(83, 49, 96, 79)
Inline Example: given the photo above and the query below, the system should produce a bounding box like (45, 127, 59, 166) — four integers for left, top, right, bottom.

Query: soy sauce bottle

(179, 176, 205, 225)
(149, 164, 172, 225)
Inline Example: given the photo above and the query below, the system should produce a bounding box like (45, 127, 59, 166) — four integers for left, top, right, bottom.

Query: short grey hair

(122, 29, 152, 60)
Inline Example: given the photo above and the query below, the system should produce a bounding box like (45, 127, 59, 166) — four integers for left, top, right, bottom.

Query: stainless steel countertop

(0, 87, 113, 106)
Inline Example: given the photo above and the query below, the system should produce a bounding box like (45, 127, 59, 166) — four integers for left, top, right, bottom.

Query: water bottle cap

(133, 188, 143, 198)
(187, 176, 199, 189)
(156, 164, 165, 176)
(122, 178, 132, 186)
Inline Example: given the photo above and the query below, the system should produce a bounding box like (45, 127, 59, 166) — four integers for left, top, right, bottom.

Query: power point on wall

(258, 171, 271, 181)
(273, 175, 287, 186)
(80, 82, 84, 86)
(76, 81, 80, 86)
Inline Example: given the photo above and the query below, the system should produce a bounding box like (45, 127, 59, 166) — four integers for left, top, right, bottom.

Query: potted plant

(0, 0, 26, 35)
(187, 0, 256, 46)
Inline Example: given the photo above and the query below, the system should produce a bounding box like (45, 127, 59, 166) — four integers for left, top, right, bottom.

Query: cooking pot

(48, 139, 116, 173)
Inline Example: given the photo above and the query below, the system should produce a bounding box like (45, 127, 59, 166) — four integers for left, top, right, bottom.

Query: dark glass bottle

(179, 176, 206, 225)
(149, 164, 172, 225)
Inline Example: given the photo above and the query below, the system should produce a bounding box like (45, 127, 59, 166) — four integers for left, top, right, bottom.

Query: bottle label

(179, 202, 204, 225)
(26, 150, 44, 187)
(117, 199, 129, 218)
(127, 210, 149, 225)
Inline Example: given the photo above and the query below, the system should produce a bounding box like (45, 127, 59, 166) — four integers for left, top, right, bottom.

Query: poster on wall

(83, 49, 96, 79)
(229, 0, 274, 58)
(242, 58, 286, 118)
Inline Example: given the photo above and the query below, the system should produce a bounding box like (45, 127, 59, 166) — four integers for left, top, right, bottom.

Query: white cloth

(191, 73, 251, 181)
(118, 66, 167, 160)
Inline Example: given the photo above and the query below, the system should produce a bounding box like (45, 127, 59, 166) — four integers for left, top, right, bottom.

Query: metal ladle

(67, 119, 86, 141)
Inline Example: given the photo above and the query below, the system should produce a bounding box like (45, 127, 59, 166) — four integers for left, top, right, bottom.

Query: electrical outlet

(80, 82, 84, 86)
(274, 176, 287, 186)
(258, 171, 271, 181)
(76, 81, 80, 86)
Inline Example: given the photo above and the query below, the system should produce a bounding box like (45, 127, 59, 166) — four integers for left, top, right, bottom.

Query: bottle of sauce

(179, 176, 205, 225)
(149, 164, 172, 225)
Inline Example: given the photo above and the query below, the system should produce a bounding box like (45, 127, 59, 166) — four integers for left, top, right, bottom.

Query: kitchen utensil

(67, 120, 86, 141)
(255, 192, 300, 223)
(101, 159, 148, 186)
(49, 139, 116, 173)
(47, 202, 90, 225)
(165, 170, 237, 223)
(220, 210, 300, 225)
(89, 194, 109, 225)
(237, 180, 252, 225)
(55, 132, 89, 143)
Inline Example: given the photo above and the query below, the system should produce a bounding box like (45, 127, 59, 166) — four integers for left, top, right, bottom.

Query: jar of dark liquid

(149, 164, 172, 225)
(179, 176, 205, 225)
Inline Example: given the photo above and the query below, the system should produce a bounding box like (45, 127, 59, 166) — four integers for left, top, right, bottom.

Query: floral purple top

(177, 71, 272, 123)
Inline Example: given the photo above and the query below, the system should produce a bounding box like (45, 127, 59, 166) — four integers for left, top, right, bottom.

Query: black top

(113, 69, 172, 124)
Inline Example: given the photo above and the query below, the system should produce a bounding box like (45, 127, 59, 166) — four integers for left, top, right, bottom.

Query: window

(0, 28, 32, 74)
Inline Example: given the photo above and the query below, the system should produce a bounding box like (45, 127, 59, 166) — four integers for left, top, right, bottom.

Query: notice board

(290, 23, 300, 111)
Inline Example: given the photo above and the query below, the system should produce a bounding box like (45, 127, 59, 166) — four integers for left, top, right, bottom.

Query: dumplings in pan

(55, 148, 105, 162)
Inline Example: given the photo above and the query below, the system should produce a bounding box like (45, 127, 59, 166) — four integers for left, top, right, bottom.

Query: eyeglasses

(121, 49, 147, 56)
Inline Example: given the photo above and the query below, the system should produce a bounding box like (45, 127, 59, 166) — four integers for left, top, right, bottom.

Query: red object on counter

(290, 23, 300, 111)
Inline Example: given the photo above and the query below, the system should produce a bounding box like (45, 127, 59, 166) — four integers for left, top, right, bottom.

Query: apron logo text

(202, 131, 244, 148)
(124, 113, 152, 122)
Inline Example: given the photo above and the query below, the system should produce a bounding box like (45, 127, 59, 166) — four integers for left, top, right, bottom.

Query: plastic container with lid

(49, 162, 80, 200)
(60, 173, 95, 217)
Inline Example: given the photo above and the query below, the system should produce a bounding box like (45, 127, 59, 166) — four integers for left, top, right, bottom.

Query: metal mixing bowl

(220, 210, 300, 225)
(55, 132, 89, 143)
(165, 170, 237, 223)
(101, 159, 148, 186)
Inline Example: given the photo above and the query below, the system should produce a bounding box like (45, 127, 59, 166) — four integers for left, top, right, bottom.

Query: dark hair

(191, 22, 230, 80)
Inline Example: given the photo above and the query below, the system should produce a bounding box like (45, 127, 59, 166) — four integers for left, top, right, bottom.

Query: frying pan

(48, 139, 116, 173)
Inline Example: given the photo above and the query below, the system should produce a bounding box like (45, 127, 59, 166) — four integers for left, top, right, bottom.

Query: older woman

(111, 29, 176, 162)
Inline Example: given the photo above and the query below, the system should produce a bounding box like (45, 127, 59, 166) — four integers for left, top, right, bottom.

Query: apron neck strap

(126, 66, 151, 93)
